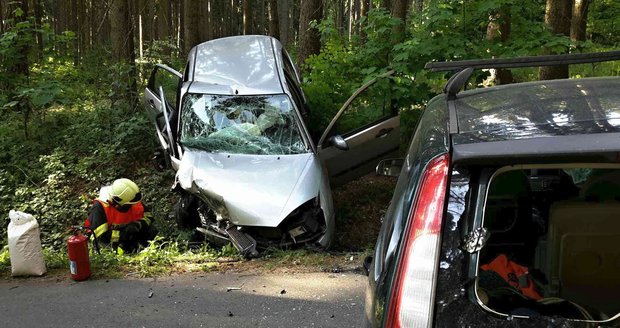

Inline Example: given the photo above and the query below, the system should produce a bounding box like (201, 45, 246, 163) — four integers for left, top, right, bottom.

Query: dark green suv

(364, 51, 620, 327)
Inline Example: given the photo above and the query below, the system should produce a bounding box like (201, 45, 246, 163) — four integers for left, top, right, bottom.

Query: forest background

(0, 0, 619, 275)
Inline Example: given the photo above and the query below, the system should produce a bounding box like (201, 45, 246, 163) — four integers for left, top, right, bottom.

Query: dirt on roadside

(332, 174, 397, 251)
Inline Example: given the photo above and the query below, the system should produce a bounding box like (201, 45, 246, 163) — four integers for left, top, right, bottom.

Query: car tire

(174, 193, 200, 229)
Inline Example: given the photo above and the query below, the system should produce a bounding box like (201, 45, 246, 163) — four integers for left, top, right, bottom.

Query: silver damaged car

(144, 35, 400, 256)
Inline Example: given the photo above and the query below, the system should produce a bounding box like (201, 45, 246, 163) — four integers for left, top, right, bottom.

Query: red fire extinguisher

(67, 231, 91, 281)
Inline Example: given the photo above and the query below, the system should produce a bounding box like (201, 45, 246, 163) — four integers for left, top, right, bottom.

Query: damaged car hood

(176, 149, 323, 227)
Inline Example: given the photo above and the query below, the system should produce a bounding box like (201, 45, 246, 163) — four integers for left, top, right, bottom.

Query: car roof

(452, 77, 620, 143)
(429, 76, 620, 165)
(188, 35, 285, 95)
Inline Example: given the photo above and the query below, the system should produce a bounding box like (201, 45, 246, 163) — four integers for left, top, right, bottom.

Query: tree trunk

(177, 0, 183, 51)
(143, 0, 154, 43)
(137, 0, 144, 59)
(381, 0, 390, 10)
(56, 0, 68, 34)
(335, 0, 345, 36)
(390, 0, 408, 45)
(268, 0, 280, 39)
(260, 0, 267, 34)
(208, 0, 213, 41)
(79, 0, 90, 56)
(486, 6, 513, 84)
(110, 0, 138, 109)
(571, 0, 591, 42)
(91, 0, 111, 47)
(360, 0, 370, 19)
(297, 0, 323, 70)
(210, 0, 218, 39)
(197, 1, 209, 42)
(33, 0, 44, 51)
(223, 0, 230, 37)
(360, 0, 370, 41)
(0, 0, 4, 35)
(279, 0, 289, 46)
(9, 0, 30, 77)
(69, 0, 79, 64)
(290, 0, 300, 47)
(155, 0, 171, 41)
(413, 0, 423, 12)
(347, 0, 353, 39)
(242, 0, 252, 34)
(111, 0, 135, 57)
(91, 1, 102, 46)
(182, 0, 200, 55)
(539, 0, 572, 80)
(352, 0, 360, 36)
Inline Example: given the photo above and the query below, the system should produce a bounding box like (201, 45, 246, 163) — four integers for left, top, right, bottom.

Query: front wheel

(174, 193, 200, 229)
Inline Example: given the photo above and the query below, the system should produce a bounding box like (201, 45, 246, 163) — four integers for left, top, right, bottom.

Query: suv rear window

(474, 165, 620, 322)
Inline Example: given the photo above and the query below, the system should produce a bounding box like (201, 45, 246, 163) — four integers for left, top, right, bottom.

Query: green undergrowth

(0, 240, 372, 279)
(0, 237, 242, 279)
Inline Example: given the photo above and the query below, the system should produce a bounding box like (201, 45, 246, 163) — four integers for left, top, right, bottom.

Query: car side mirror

(376, 158, 404, 177)
(329, 135, 349, 151)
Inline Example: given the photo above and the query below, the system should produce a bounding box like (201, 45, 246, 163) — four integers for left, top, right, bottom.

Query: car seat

(579, 170, 620, 201)
(547, 200, 620, 315)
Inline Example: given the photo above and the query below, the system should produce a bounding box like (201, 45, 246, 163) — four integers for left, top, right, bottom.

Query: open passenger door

(318, 71, 400, 186)
(144, 64, 183, 169)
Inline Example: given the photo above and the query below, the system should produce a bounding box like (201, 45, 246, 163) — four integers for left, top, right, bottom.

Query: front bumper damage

(178, 189, 331, 257)
(173, 150, 335, 257)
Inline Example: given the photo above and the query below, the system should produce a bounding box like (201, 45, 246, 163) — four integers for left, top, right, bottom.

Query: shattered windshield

(180, 94, 308, 155)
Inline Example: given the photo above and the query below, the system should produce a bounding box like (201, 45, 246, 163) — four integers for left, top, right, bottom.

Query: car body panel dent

(176, 150, 325, 227)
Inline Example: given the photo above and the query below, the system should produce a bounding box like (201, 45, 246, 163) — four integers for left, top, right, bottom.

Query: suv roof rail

(424, 50, 620, 72)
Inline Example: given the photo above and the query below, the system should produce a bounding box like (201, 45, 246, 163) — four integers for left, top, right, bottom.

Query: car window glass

(332, 77, 396, 137)
(282, 50, 298, 82)
(148, 68, 180, 111)
(285, 75, 307, 114)
(179, 94, 308, 155)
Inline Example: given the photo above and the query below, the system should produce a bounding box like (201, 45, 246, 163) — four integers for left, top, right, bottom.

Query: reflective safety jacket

(85, 199, 151, 244)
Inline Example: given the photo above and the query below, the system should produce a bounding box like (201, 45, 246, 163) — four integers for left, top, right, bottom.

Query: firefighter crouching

(85, 178, 158, 253)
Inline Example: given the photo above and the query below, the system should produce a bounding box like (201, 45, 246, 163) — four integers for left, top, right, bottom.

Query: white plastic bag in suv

(8, 210, 46, 276)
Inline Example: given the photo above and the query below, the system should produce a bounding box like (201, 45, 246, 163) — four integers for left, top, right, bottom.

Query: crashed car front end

(174, 93, 334, 256)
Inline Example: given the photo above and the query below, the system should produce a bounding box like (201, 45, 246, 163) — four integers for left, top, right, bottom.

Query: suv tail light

(385, 153, 450, 328)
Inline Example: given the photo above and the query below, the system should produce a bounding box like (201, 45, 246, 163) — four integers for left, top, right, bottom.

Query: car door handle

(148, 99, 155, 107)
(376, 128, 394, 138)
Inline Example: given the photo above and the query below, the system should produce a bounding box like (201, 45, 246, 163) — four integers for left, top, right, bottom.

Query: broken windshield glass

(180, 94, 308, 155)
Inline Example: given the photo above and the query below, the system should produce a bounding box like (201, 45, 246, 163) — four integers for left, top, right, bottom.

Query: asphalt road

(0, 272, 366, 328)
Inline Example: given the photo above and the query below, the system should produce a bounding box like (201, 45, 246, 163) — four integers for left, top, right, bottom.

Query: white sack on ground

(8, 210, 46, 276)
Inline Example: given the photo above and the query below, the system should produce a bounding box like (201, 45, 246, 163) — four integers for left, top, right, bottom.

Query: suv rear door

(318, 71, 400, 186)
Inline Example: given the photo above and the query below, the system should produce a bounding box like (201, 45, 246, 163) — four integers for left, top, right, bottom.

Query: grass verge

(0, 174, 396, 281)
